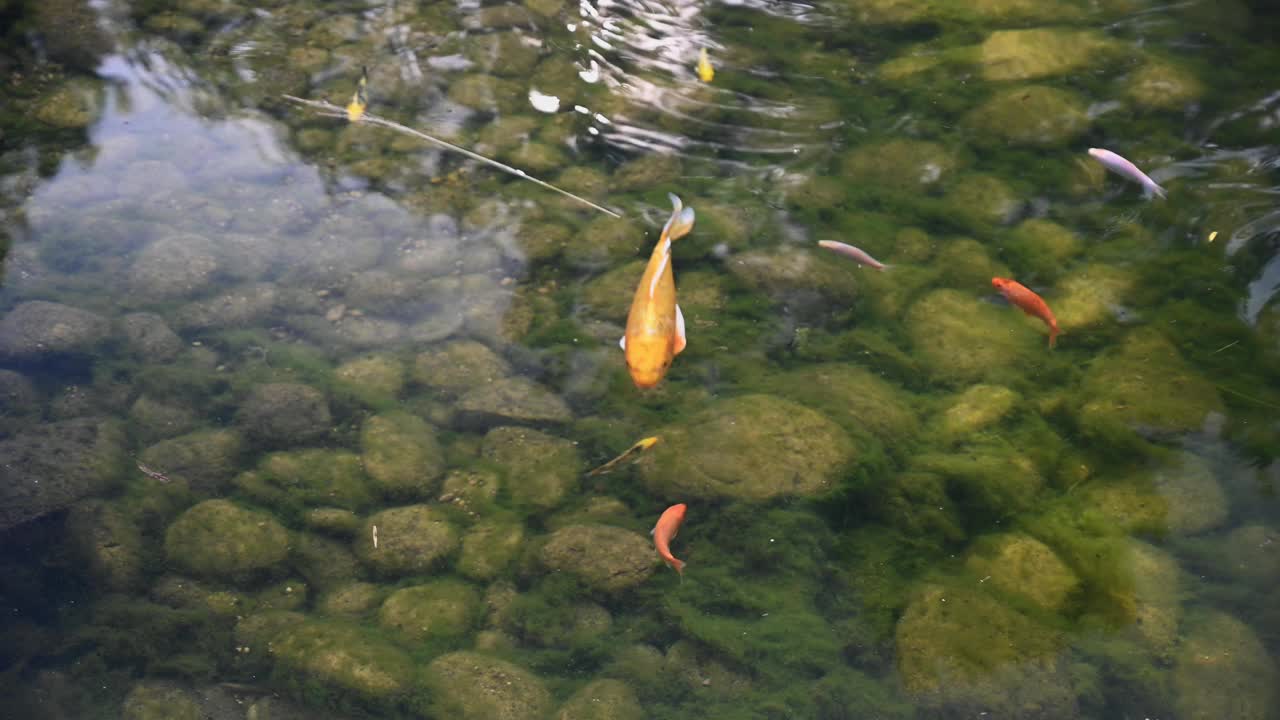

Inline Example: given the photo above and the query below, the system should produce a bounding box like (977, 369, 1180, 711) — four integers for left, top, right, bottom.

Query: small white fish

(817, 240, 887, 270)
(372, 524, 379, 549)
(1087, 148, 1166, 199)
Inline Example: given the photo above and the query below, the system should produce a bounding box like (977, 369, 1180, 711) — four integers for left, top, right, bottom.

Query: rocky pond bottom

(2, 0, 1280, 718)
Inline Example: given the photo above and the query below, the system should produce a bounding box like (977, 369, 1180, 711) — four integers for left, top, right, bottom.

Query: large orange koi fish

(620, 194, 696, 388)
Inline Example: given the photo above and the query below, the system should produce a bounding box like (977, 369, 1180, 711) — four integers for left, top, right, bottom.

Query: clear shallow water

(1, 0, 1279, 718)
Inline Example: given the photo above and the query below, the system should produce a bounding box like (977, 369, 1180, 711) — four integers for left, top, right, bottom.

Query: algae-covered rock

(555, 678, 645, 720)
(127, 233, 220, 301)
(448, 74, 524, 114)
(454, 377, 573, 428)
(1054, 264, 1137, 333)
(540, 524, 657, 593)
(137, 428, 244, 494)
(564, 216, 646, 271)
(439, 469, 502, 509)
(966, 86, 1089, 147)
(934, 384, 1020, 442)
(843, 139, 957, 191)
(0, 369, 39, 415)
(964, 533, 1079, 612)
(378, 581, 480, 642)
(121, 680, 201, 720)
(932, 237, 1009, 290)
(881, 471, 966, 542)
(0, 300, 110, 361)
(914, 443, 1044, 517)
(896, 583, 1075, 717)
(173, 283, 278, 331)
(459, 517, 526, 580)
(319, 581, 385, 616)
(129, 394, 198, 444)
(579, 260, 647, 322)
(1126, 60, 1204, 111)
(904, 289, 1040, 384)
(334, 354, 406, 405)
(67, 499, 144, 592)
(726, 246, 860, 307)
(1212, 525, 1280, 587)
(641, 394, 854, 500)
(361, 412, 445, 498)
(236, 448, 373, 511)
(1173, 612, 1277, 720)
(425, 651, 552, 720)
(356, 505, 458, 576)
(481, 426, 582, 510)
(237, 383, 332, 448)
(466, 32, 541, 77)
(979, 29, 1123, 82)
(302, 507, 360, 535)
(771, 363, 918, 447)
(291, 532, 363, 592)
(1122, 539, 1182, 661)
(164, 500, 289, 579)
(413, 340, 512, 397)
(942, 173, 1021, 228)
(611, 153, 682, 191)
(119, 312, 184, 361)
(1003, 219, 1082, 282)
(271, 619, 416, 699)
(0, 418, 127, 531)
(34, 79, 103, 128)
(1077, 328, 1223, 441)
(1149, 451, 1227, 535)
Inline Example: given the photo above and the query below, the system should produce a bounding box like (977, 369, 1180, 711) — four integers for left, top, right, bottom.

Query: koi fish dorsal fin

(674, 304, 687, 355)
(661, 193, 696, 243)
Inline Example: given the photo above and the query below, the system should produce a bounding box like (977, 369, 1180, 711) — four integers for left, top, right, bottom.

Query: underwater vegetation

(1, 0, 1279, 718)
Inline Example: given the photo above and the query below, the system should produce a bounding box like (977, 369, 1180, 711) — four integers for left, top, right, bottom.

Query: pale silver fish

(1087, 148, 1166, 199)
(817, 240, 887, 270)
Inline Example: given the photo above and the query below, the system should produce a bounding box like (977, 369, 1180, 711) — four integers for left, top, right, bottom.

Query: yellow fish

(346, 66, 368, 122)
(586, 436, 661, 477)
(697, 48, 714, 83)
(621, 194, 695, 388)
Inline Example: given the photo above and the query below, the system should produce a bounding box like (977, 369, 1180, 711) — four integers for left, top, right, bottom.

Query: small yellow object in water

(587, 436, 661, 476)
(372, 524, 379, 549)
(346, 66, 369, 122)
(697, 48, 714, 83)
(1208, 231, 1218, 243)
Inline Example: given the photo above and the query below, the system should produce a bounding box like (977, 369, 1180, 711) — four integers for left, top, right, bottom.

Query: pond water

(1, 0, 1279, 718)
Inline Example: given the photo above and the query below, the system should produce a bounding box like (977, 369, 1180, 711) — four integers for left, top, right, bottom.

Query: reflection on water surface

(1, 0, 1279, 718)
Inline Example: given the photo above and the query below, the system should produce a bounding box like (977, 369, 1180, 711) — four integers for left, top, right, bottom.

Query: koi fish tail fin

(1143, 180, 1167, 200)
(662, 193, 696, 243)
(1049, 326, 1060, 348)
(673, 558, 685, 576)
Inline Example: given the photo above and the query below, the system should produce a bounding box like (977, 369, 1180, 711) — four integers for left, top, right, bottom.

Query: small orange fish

(992, 277, 1059, 348)
(620, 194, 696, 388)
(652, 503, 687, 575)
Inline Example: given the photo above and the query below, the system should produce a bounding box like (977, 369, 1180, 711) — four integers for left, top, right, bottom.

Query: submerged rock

(1054, 264, 1136, 333)
(271, 619, 416, 700)
(1149, 451, 1227, 535)
(540, 524, 657, 593)
(979, 29, 1123, 82)
(137, 428, 244, 494)
(966, 85, 1089, 147)
(933, 384, 1020, 442)
(640, 394, 855, 500)
(355, 505, 458, 577)
(0, 300, 110, 361)
(361, 412, 445, 499)
(237, 383, 332, 447)
(726, 246, 860, 307)
(963, 533, 1079, 612)
(121, 680, 201, 720)
(378, 581, 480, 642)
(772, 363, 919, 447)
(843, 139, 958, 191)
(236, 449, 374, 511)
(1173, 612, 1277, 720)
(0, 418, 126, 531)
(896, 583, 1075, 717)
(454, 377, 573, 428)
(127, 233, 220, 301)
(904, 289, 1040, 384)
(425, 651, 552, 720)
(164, 500, 289, 579)
(413, 340, 512, 397)
(555, 678, 645, 720)
(67, 499, 144, 592)
(1077, 329, 1223, 442)
(334, 354, 405, 405)
(481, 426, 582, 510)
(459, 517, 525, 580)
(118, 312, 183, 361)
(1126, 60, 1205, 111)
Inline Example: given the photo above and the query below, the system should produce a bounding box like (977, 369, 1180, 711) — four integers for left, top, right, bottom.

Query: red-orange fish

(652, 503, 687, 575)
(992, 277, 1059, 348)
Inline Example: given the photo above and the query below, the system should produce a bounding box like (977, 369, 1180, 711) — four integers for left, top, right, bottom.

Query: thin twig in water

(1210, 340, 1239, 354)
(137, 462, 171, 483)
(281, 94, 622, 218)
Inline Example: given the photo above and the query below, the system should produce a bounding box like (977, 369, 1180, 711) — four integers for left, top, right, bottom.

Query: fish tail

(672, 557, 685, 576)
(1049, 326, 1060, 348)
(662, 193, 696, 243)
(1143, 180, 1167, 200)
